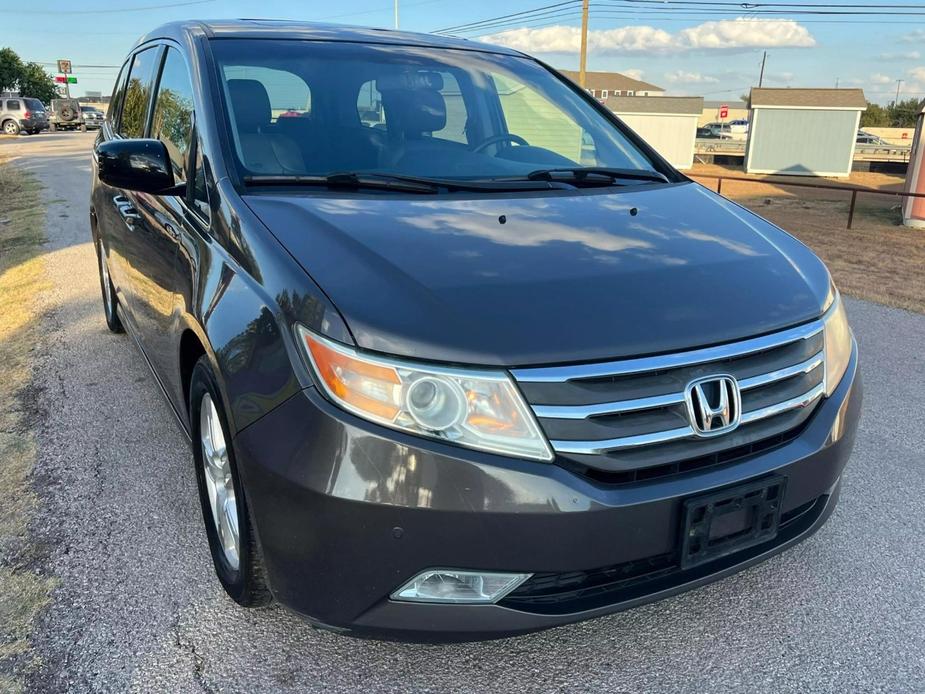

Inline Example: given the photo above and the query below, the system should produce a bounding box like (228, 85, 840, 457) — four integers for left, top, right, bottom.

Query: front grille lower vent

(512, 317, 827, 481)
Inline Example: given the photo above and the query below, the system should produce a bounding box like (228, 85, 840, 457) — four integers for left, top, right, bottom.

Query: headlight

(296, 326, 553, 461)
(823, 292, 852, 397)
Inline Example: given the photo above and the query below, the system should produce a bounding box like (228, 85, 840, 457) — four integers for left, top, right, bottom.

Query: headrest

(381, 87, 447, 136)
(228, 79, 271, 133)
(376, 71, 444, 92)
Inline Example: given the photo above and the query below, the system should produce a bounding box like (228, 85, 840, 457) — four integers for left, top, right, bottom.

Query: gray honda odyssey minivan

(91, 19, 861, 640)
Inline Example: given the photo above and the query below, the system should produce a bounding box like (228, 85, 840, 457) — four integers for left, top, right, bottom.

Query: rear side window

(151, 48, 195, 183)
(119, 47, 160, 138)
(6, 100, 21, 111)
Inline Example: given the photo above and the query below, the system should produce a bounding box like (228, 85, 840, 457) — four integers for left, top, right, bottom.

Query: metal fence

(690, 173, 925, 229)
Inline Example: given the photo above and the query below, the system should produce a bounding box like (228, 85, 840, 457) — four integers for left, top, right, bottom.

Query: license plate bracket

(680, 475, 787, 569)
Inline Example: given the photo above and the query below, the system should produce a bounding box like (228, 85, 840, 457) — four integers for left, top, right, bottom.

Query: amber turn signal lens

(302, 332, 402, 421)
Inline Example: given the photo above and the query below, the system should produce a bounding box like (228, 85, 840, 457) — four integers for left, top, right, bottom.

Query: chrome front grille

(512, 319, 826, 476)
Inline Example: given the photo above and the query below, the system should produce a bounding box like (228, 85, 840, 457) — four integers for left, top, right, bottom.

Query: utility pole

(758, 51, 767, 88)
(394, 0, 399, 29)
(835, 77, 839, 88)
(579, 0, 590, 88)
(895, 79, 903, 105)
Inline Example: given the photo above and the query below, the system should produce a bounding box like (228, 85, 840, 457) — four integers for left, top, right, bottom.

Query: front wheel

(96, 238, 123, 333)
(190, 358, 271, 607)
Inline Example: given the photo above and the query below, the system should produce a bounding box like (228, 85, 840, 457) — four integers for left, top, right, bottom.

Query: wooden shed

(745, 88, 867, 177)
(606, 95, 704, 170)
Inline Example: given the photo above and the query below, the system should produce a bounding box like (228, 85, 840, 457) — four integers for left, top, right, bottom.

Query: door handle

(113, 195, 140, 228)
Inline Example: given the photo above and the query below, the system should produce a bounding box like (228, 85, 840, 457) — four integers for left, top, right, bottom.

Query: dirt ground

(689, 164, 925, 314)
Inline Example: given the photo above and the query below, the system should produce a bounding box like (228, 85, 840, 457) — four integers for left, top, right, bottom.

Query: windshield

(210, 39, 663, 183)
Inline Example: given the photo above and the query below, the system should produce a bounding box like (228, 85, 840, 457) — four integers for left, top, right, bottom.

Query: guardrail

(690, 173, 925, 229)
(694, 139, 913, 164)
(694, 139, 747, 156)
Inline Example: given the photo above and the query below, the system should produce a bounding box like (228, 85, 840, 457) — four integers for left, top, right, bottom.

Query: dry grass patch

(0, 159, 56, 690)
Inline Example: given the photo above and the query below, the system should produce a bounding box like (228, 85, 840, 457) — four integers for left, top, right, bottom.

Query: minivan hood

(244, 182, 831, 366)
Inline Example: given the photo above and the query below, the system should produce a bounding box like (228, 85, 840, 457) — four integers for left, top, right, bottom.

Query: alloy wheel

(199, 393, 240, 571)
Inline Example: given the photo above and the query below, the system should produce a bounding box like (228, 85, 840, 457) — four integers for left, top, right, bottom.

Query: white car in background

(701, 120, 749, 141)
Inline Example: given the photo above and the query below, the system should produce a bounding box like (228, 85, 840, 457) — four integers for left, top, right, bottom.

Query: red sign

(55, 75, 67, 83)
(719, 105, 729, 119)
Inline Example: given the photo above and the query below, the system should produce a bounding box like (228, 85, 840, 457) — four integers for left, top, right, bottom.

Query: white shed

(745, 88, 867, 177)
(605, 96, 704, 170)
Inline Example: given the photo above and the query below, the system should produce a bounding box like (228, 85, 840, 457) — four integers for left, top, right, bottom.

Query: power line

(0, 0, 216, 14)
(438, 0, 925, 34)
(434, 1, 581, 33)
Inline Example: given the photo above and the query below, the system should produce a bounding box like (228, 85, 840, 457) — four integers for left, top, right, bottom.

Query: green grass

(0, 159, 57, 691)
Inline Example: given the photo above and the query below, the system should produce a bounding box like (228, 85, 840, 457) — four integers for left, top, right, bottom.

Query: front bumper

(234, 346, 861, 641)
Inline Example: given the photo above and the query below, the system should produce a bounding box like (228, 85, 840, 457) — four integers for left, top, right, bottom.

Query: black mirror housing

(96, 138, 180, 194)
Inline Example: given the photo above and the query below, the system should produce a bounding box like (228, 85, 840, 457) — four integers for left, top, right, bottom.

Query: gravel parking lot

(2, 132, 924, 693)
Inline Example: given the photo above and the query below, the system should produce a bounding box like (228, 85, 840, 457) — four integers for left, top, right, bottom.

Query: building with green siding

(745, 88, 867, 178)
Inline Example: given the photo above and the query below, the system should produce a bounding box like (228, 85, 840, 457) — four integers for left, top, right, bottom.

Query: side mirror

(96, 139, 184, 195)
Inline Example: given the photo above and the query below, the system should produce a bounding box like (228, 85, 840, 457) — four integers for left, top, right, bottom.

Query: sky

(2, 0, 924, 104)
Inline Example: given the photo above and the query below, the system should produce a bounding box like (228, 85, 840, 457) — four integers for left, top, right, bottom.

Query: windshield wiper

(243, 173, 439, 194)
(244, 172, 573, 194)
(526, 167, 670, 185)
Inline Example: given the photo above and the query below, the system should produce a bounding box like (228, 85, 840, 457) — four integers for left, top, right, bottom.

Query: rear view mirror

(96, 139, 184, 195)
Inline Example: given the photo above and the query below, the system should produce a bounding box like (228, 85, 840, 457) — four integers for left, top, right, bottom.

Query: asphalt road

(3, 131, 924, 693)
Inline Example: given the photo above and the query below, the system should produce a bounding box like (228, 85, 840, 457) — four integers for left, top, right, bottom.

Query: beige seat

(228, 79, 305, 174)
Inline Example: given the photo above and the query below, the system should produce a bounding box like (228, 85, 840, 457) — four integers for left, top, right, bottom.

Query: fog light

(391, 569, 532, 604)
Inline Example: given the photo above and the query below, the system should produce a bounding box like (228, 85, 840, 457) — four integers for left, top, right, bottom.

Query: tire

(190, 357, 271, 608)
(2, 119, 20, 136)
(95, 237, 123, 333)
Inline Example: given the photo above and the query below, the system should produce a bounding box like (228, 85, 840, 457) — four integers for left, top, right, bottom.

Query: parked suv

(80, 105, 105, 129)
(91, 20, 861, 641)
(49, 98, 86, 131)
(1, 97, 48, 135)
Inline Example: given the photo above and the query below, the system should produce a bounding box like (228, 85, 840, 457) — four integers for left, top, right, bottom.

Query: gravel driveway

(3, 132, 924, 693)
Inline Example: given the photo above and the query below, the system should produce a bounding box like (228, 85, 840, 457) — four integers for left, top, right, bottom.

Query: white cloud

(677, 18, 815, 50)
(664, 70, 719, 84)
(879, 50, 921, 60)
(870, 73, 893, 85)
(910, 66, 925, 82)
(622, 68, 645, 80)
(480, 18, 816, 55)
(480, 26, 674, 54)
(901, 30, 925, 43)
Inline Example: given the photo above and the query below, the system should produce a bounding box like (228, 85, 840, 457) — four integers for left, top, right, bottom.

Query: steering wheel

(471, 133, 529, 153)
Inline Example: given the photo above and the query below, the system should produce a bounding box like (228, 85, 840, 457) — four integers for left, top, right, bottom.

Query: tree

(0, 47, 23, 94)
(861, 99, 923, 129)
(890, 98, 922, 128)
(861, 102, 891, 128)
(16, 62, 58, 103)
